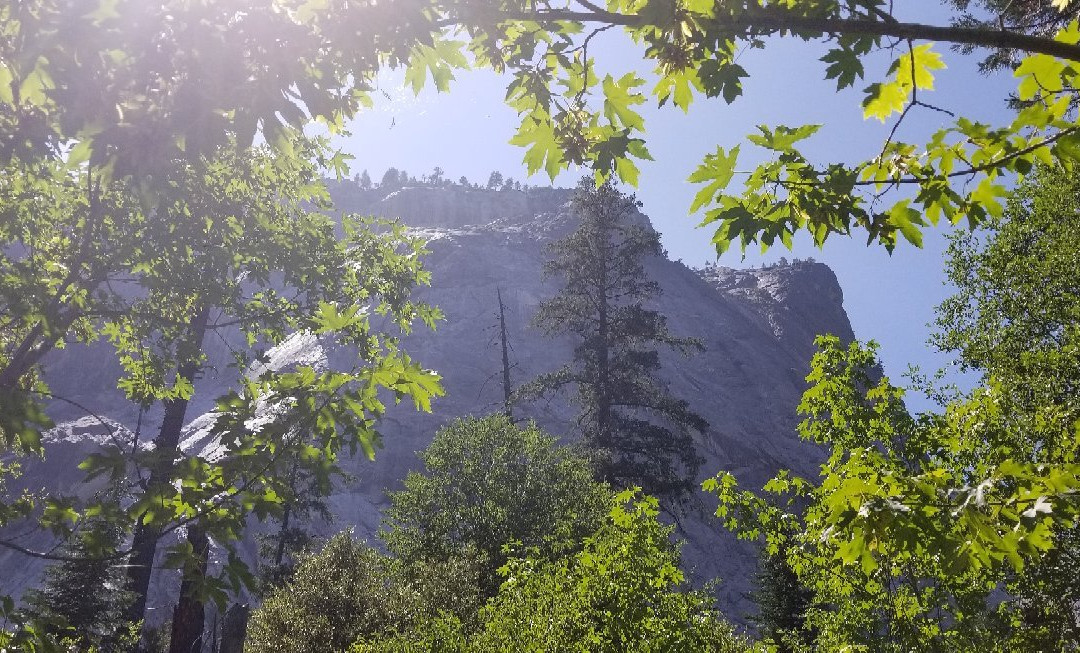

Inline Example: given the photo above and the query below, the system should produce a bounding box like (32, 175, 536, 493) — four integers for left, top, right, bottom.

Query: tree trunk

(594, 233, 612, 449)
(124, 305, 211, 631)
(267, 456, 302, 574)
(219, 604, 250, 653)
(497, 287, 514, 421)
(168, 521, 209, 653)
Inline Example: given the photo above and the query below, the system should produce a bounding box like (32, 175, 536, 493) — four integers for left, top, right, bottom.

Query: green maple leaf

(404, 40, 468, 94)
(510, 117, 564, 179)
(821, 47, 865, 90)
(602, 73, 646, 131)
(688, 145, 740, 213)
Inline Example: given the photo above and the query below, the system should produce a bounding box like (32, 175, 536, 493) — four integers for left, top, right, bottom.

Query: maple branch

(480, 9, 1080, 64)
(860, 124, 1080, 186)
(0, 535, 133, 563)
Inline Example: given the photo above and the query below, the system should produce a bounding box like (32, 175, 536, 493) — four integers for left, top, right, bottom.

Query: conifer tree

(22, 520, 135, 651)
(381, 168, 401, 188)
(748, 540, 814, 652)
(523, 179, 706, 502)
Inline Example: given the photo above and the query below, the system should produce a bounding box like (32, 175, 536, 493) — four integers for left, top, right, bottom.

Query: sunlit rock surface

(1, 182, 856, 625)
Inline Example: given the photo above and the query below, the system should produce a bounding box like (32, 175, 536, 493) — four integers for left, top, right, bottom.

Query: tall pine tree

(523, 179, 706, 502)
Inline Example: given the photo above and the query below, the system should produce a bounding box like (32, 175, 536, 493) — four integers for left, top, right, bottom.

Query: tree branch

(479, 8, 1080, 64)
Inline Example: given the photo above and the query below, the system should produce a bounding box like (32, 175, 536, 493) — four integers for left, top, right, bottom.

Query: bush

(381, 415, 611, 595)
(245, 533, 482, 653)
(365, 492, 750, 653)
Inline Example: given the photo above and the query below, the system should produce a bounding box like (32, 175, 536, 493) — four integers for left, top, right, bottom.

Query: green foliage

(118, 140, 440, 609)
(996, 523, 1080, 651)
(706, 334, 1080, 651)
(705, 167, 1080, 650)
(345, 0, 1080, 254)
(382, 415, 610, 596)
(5, 0, 1080, 256)
(245, 534, 415, 653)
(254, 456, 335, 596)
(935, 164, 1080, 462)
(747, 538, 814, 653)
(521, 180, 706, 502)
(246, 532, 484, 653)
(8, 1, 1080, 648)
(21, 520, 135, 651)
(0, 0, 442, 175)
(472, 491, 747, 652)
(366, 492, 750, 653)
(0, 4, 450, 638)
(930, 163, 1080, 650)
(0, 157, 140, 450)
(252, 417, 613, 652)
(0, 137, 444, 647)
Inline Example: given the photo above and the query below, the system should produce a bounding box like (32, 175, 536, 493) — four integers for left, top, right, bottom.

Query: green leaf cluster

(0, 134, 444, 647)
(7, 0, 1080, 258)
(245, 532, 484, 653)
(706, 334, 1080, 651)
(382, 415, 611, 597)
(363, 491, 751, 653)
(700, 165, 1080, 649)
(249, 416, 610, 650)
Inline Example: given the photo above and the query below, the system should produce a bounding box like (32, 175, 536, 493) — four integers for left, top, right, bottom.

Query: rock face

(0, 182, 856, 626)
(699, 259, 852, 368)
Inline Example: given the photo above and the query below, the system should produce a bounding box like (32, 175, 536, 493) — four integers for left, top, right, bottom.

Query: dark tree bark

(168, 521, 209, 653)
(124, 305, 211, 631)
(220, 604, 251, 653)
(497, 6, 1080, 64)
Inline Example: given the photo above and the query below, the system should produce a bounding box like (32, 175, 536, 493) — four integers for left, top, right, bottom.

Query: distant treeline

(347, 167, 543, 192)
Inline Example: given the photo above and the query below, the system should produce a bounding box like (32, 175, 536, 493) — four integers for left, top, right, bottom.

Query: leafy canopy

(0, 137, 446, 650)
(364, 491, 751, 653)
(707, 333, 1080, 651)
(9, 1, 1080, 256)
(703, 163, 1080, 651)
(246, 532, 484, 653)
(934, 164, 1080, 457)
(381, 415, 611, 596)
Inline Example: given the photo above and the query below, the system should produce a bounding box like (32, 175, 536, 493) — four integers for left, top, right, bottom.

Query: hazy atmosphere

(2, 1, 1079, 652)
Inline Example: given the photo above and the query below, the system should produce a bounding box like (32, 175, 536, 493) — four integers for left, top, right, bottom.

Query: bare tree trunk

(168, 520, 209, 653)
(273, 459, 299, 570)
(497, 287, 514, 421)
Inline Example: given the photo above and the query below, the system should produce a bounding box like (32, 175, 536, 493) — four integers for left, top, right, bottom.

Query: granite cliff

(0, 182, 856, 625)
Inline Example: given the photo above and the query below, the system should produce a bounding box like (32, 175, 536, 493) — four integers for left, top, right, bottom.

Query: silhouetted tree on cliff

(522, 180, 706, 503)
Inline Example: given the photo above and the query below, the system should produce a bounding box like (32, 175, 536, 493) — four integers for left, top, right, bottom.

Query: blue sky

(334, 7, 1020, 411)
